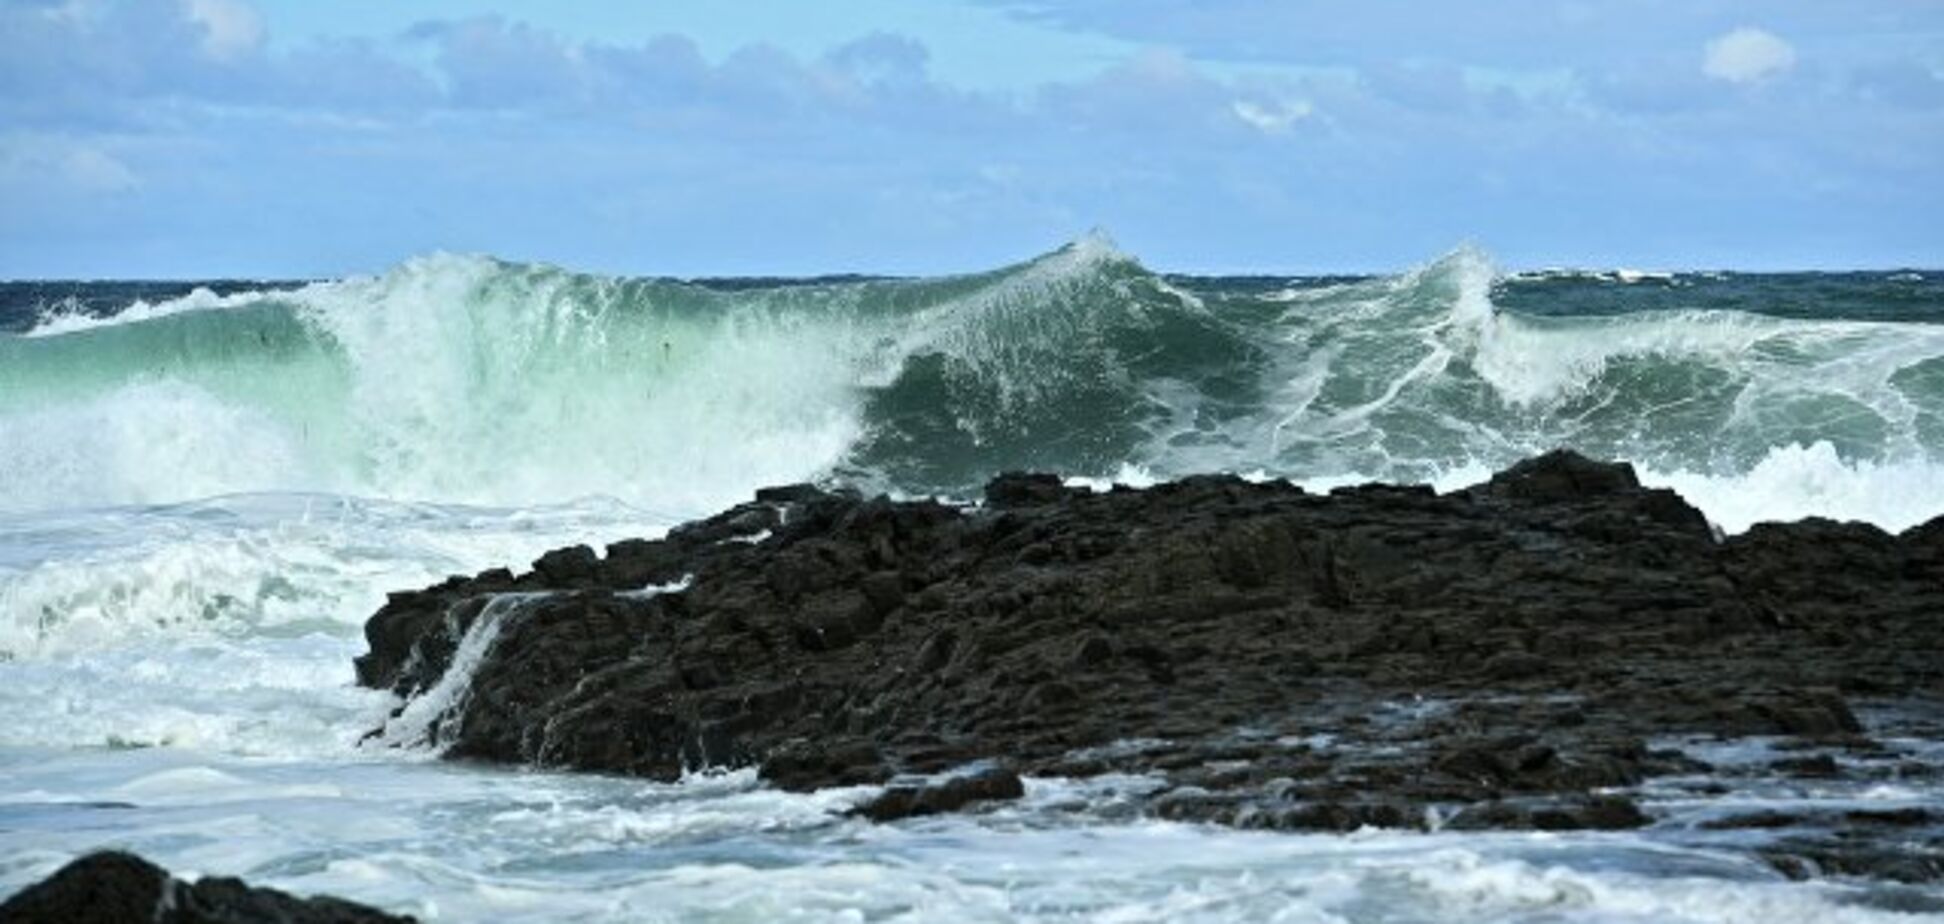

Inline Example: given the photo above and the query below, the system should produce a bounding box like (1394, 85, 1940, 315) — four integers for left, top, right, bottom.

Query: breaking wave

(4, 234, 1943, 532)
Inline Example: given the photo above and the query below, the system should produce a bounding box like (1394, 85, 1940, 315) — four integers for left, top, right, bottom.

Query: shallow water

(5, 746, 1936, 923)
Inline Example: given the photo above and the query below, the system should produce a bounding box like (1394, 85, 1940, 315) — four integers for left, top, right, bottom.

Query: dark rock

(1475, 449, 1711, 536)
(1845, 807, 1939, 827)
(0, 851, 412, 924)
(1447, 795, 1650, 832)
(531, 544, 599, 586)
(1701, 810, 1806, 830)
(851, 766, 1025, 821)
(761, 740, 892, 791)
(859, 571, 905, 615)
(1757, 693, 1864, 737)
(1482, 449, 1641, 500)
(984, 472, 1075, 508)
(755, 483, 824, 504)
(1072, 634, 1113, 667)
(1533, 795, 1651, 831)
(1770, 753, 1841, 778)
(1260, 801, 1417, 832)
(1763, 838, 1944, 884)
(353, 449, 1944, 882)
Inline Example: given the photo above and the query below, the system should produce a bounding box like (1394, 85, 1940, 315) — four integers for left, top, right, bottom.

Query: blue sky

(1, 0, 1939, 277)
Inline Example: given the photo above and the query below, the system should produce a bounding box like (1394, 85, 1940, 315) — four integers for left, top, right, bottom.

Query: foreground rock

(357, 450, 1944, 881)
(0, 851, 412, 924)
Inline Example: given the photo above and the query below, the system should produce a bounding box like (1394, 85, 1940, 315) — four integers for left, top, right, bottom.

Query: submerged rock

(355, 450, 1944, 879)
(0, 851, 412, 924)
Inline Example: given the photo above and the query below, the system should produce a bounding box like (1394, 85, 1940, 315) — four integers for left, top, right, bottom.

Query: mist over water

(2, 239, 1941, 921)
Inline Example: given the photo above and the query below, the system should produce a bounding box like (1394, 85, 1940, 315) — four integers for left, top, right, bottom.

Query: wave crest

(2, 238, 1941, 533)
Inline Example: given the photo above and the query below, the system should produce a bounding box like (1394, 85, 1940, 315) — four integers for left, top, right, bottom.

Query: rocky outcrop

(356, 450, 1944, 879)
(0, 851, 412, 924)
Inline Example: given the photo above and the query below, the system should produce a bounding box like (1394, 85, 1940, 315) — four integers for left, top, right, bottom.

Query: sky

(1, 0, 1940, 278)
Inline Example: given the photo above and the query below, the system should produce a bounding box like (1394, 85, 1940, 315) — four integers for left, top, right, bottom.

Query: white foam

(1453, 261, 1944, 446)
(0, 729, 1926, 924)
(1468, 309, 1773, 408)
(7, 246, 1942, 921)
(25, 801, 1905, 924)
(23, 285, 275, 338)
(0, 492, 665, 659)
(369, 593, 542, 753)
(617, 575, 693, 599)
(1063, 463, 1161, 492)
(1505, 267, 1676, 285)
(0, 634, 388, 754)
(2, 253, 871, 516)
(0, 380, 316, 515)
(288, 253, 868, 514)
(110, 766, 340, 803)
(1157, 245, 1944, 535)
(1641, 441, 1944, 534)
(0, 492, 676, 755)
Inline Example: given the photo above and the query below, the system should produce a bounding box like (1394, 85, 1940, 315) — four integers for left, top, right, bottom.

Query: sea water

(3, 237, 1941, 920)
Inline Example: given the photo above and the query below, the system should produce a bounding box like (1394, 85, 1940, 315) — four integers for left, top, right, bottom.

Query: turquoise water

(4, 237, 1940, 525)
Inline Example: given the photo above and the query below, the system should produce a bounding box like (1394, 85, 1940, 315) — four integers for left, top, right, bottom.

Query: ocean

(2, 236, 1940, 921)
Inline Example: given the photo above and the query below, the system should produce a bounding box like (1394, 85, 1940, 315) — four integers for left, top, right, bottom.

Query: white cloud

(1703, 27, 1796, 84)
(1231, 98, 1312, 134)
(1, 135, 139, 193)
(35, 0, 94, 27)
(183, 0, 264, 61)
(61, 145, 139, 192)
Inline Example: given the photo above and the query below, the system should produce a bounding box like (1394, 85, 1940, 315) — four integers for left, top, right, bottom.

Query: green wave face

(1178, 251, 1944, 485)
(2, 239, 1941, 520)
(0, 238, 1199, 513)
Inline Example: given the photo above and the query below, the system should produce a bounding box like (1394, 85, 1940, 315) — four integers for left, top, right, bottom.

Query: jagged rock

(1445, 795, 1650, 832)
(984, 471, 1076, 508)
(1764, 837, 1944, 884)
(1770, 754, 1841, 778)
(354, 449, 1944, 880)
(1482, 449, 1643, 500)
(761, 740, 892, 791)
(0, 851, 412, 924)
(851, 766, 1026, 821)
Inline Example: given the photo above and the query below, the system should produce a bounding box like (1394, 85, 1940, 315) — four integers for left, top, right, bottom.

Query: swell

(1177, 249, 1944, 487)
(2, 237, 1942, 532)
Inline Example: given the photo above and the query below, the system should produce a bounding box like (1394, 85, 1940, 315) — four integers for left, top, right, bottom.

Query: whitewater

(3, 236, 1941, 921)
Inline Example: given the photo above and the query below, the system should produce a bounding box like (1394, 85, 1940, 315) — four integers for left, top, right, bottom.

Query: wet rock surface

(357, 450, 1944, 883)
(0, 851, 414, 924)
(851, 764, 1027, 822)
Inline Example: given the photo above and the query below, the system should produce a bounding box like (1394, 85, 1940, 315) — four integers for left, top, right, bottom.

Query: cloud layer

(1, 0, 1939, 276)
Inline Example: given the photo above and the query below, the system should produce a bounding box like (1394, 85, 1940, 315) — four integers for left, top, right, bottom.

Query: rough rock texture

(0, 851, 413, 924)
(851, 765, 1027, 822)
(357, 450, 1944, 881)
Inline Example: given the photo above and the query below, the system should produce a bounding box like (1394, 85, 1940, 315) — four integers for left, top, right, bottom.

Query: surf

(2, 235, 1941, 531)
